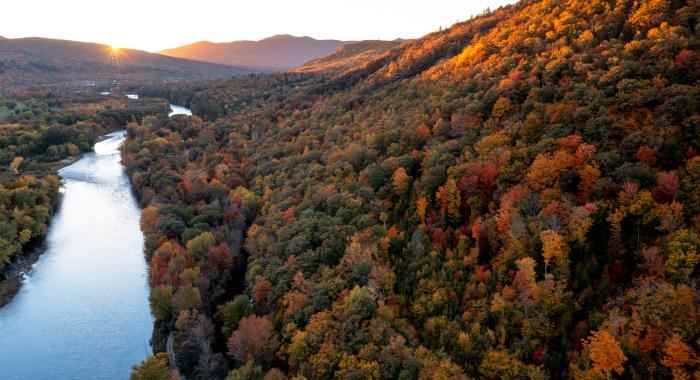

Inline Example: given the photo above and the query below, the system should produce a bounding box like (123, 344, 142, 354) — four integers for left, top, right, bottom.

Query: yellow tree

(664, 229, 700, 283)
(479, 350, 524, 379)
(491, 97, 512, 119)
(514, 257, 538, 316)
(578, 164, 601, 198)
(129, 352, 173, 380)
(586, 330, 626, 377)
(629, 0, 670, 29)
(392, 167, 410, 194)
(416, 196, 428, 223)
(140, 205, 159, 235)
(540, 229, 568, 274)
(568, 206, 594, 245)
(9, 156, 23, 174)
(436, 177, 461, 222)
(526, 154, 559, 191)
(661, 333, 696, 379)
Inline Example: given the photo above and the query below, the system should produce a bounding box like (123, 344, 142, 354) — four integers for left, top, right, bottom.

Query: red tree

(227, 315, 279, 365)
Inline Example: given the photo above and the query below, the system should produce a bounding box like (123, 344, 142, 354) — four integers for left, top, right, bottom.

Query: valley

(0, 0, 699, 379)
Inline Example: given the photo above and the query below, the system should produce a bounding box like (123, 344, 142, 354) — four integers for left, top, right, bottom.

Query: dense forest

(124, 0, 700, 378)
(0, 93, 168, 276)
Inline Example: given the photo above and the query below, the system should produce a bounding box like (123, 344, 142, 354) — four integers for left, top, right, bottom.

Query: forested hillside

(125, 0, 700, 378)
(292, 40, 402, 74)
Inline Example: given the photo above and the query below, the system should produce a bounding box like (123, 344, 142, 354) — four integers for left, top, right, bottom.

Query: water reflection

(169, 104, 192, 117)
(0, 131, 153, 380)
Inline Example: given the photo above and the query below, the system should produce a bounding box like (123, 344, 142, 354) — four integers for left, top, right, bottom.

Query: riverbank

(0, 130, 153, 379)
(0, 101, 189, 360)
(0, 235, 47, 307)
(0, 130, 125, 306)
(0, 151, 86, 306)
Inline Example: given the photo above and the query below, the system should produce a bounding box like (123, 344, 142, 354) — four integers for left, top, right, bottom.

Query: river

(0, 131, 152, 379)
(169, 104, 192, 116)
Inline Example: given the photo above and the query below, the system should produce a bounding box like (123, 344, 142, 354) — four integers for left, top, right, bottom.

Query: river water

(0, 131, 153, 379)
(169, 104, 192, 116)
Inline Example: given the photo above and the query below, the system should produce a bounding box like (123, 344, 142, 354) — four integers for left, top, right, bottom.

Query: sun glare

(110, 45, 120, 52)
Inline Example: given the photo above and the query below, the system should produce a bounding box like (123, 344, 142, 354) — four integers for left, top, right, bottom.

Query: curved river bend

(0, 131, 152, 379)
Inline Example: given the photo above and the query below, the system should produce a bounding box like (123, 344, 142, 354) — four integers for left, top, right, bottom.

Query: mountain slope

(0, 37, 248, 87)
(127, 0, 700, 378)
(291, 40, 402, 74)
(160, 34, 348, 71)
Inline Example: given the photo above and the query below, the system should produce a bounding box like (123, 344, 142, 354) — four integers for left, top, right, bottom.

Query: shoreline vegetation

(0, 92, 169, 306)
(0, 220, 51, 307)
(0, 125, 154, 379)
(0, 135, 114, 307)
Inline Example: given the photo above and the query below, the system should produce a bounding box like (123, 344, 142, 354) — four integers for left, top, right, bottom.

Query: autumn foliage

(227, 315, 279, 366)
(122, 0, 700, 378)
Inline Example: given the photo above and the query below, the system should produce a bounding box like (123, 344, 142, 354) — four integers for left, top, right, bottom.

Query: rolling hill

(291, 40, 402, 74)
(0, 37, 249, 87)
(159, 34, 349, 71)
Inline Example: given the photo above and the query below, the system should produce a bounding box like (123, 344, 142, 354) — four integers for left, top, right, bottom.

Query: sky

(1, 0, 515, 52)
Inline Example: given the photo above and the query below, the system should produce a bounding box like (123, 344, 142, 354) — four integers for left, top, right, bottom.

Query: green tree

(225, 361, 263, 380)
(665, 229, 700, 283)
(186, 231, 216, 260)
(149, 285, 173, 320)
(129, 353, 173, 380)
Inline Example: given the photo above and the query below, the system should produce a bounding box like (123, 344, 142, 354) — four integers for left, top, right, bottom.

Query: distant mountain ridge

(0, 37, 248, 87)
(292, 40, 402, 74)
(160, 35, 351, 71)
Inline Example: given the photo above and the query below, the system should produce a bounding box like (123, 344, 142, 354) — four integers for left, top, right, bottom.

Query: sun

(110, 45, 120, 53)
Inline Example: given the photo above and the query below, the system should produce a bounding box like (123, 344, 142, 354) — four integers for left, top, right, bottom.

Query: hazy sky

(2, 0, 515, 52)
